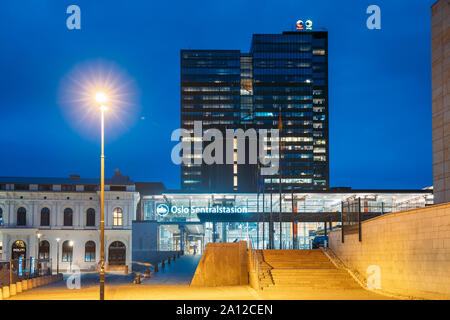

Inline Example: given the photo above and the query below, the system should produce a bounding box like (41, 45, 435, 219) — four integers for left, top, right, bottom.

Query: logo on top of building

(296, 19, 313, 31)
(156, 203, 170, 217)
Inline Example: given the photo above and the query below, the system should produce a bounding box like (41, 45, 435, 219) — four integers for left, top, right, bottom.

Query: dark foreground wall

(131, 220, 181, 271)
(191, 241, 248, 287)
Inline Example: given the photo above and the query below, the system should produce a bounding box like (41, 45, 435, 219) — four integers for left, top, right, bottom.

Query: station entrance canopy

(141, 190, 433, 223)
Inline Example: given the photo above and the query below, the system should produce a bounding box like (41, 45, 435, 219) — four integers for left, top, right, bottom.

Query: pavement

(7, 254, 394, 300)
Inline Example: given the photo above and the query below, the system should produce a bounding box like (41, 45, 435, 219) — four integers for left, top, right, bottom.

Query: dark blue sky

(0, 0, 435, 190)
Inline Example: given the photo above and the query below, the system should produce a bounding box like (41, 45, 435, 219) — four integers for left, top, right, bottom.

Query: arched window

(38, 240, 50, 259)
(17, 207, 26, 226)
(112, 207, 123, 226)
(86, 208, 95, 227)
(108, 241, 126, 265)
(0, 207, 3, 226)
(11, 240, 26, 260)
(64, 208, 73, 226)
(40, 208, 50, 226)
(85, 241, 96, 262)
(62, 241, 73, 262)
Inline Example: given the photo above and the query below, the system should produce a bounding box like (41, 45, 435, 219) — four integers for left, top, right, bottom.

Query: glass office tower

(180, 31, 329, 192)
(180, 50, 242, 192)
(251, 32, 329, 191)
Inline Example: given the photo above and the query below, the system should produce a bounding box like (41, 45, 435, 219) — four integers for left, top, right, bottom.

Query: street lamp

(36, 233, 41, 276)
(56, 238, 60, 275)
(95, 91, 108, 301)
(37, 233, 41, 258)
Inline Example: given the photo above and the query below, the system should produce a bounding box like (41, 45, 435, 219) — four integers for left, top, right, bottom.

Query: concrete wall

(432, 0, 450, 204)
(329, 202, 450, 299)
(132, 221, 158, 252)
(191, 241, 248, 287)
(132, 221, 181, 271)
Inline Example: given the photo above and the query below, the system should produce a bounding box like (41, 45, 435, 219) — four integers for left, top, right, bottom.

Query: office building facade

(432, 0, 450, 204)
(181, 30, 329, 193)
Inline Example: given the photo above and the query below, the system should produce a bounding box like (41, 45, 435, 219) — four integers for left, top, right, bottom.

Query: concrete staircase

(257, 249, 361, 291)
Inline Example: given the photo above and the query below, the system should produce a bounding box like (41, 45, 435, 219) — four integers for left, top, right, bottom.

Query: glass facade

(180, 31, 329, 193)
(141, 190, 433, 251)
(181, 50, 242, 192)
(251, 32, 329, 191)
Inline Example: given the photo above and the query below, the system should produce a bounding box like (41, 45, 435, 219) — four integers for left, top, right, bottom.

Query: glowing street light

(95, 91, 108, 105)
(95, 91, 108, 301)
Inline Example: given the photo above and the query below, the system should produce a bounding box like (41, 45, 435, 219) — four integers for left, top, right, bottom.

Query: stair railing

(249, 240, 262, 290)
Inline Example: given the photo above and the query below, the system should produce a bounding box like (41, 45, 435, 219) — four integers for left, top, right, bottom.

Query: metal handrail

(249, 240, 262, 290)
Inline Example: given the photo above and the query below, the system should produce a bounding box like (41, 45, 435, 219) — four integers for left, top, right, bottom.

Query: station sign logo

(296, 19, 313, 30)
(156, 203, 170, 217)
(156, 203, 248, 216)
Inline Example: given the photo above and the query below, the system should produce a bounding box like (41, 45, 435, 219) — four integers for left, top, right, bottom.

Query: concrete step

(257, 249, 362, 291)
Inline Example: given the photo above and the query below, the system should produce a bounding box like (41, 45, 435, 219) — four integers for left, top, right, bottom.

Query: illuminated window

(234, 176, 238, 186)
(38, 240, 50, 259)
(313, 49, 325, 55)
(233, 152, 237, 162)
(233, 165, 237, 174)
(314, 155, 327, 162)
(85, 241, 96, 262)
(113, 207, 123, 226)
(62, 241, 73, 262)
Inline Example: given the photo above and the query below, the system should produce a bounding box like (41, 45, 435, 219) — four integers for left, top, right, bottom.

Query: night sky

(0, 0, 435, 190)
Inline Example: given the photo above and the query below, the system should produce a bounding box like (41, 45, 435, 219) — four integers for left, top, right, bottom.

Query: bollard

(168, 257, 171, 265)
(10, 284, 16, 296)
(161, 260, 165, 269)
(124, 265, 129, 275)
(28, 279, 33, 289)
(16, 281, 22, 293)
(3, 286, 10, 299)
(36, 278, 41, 287)
(135, 273, 141, 284)
(145, 269, 150, 278)
(22, 280, 28, 291)
(154, 264, 158, 273)
(0, 286, 2, 300)
(173, 255, 176, 261)
(32, 278, 37, 288)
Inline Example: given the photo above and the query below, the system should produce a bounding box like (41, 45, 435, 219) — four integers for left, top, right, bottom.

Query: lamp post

(95, 91, 108, 301)
(56, 238, 60, 275)
(37, 233, 41, 259)
(36, 233, 41, 276)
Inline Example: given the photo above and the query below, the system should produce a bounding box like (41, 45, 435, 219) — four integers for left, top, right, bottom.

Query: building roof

(0, 176, 99, 185)
(162, 188, 433, 195)
(135, 182, 166, 195)
(0, 169, 135, 186)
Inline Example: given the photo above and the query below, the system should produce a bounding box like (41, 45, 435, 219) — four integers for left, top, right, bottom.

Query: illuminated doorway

(108, 241, 126, 265)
